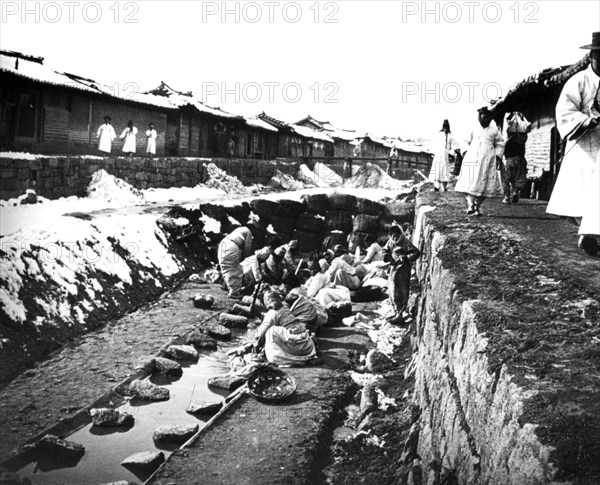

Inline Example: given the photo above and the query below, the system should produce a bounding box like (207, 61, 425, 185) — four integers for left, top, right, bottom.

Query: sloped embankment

(0, 211, 203, 383)
(411, 192, 600, 484)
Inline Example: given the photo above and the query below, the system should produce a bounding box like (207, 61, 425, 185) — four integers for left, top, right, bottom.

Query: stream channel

(15, 328, 253, 485)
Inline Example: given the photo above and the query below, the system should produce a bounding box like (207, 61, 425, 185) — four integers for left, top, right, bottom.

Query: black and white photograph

(0, 1, 599, 484)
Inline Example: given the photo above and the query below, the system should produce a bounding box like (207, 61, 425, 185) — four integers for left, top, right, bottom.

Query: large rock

(219, 313, 249, 329)
(207, 375, 245, 391)
(121, 451, 165, 471)
(37, 434, 85, 460)
(201, 322, 232, 340)
(186, 401, 223, 416)
(90, 408, 134, 427)
(129, 380, 170, 401)
(153, 357, 183, 376)
(365, 349, 393, 373)
(162, 344, 199, 362)
(186, 330, 218, 350)
(152, 424, 199, 443)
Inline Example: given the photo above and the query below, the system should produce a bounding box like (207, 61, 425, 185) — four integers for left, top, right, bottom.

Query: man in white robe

(547, 32, 600, 255)
(429, 119, 461, 191)
(146, 123, 157, 156)
(96, 116, 116, 154)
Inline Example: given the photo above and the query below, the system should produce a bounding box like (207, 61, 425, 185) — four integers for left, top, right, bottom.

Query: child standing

(382, 225, 420, 325)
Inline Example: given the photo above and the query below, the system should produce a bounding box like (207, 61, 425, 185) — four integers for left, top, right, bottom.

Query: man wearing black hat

(547, 32, 600, 255)
(96, 116, 116, 154)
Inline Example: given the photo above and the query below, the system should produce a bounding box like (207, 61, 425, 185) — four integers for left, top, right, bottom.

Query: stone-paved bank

(411, 192, 600, 484)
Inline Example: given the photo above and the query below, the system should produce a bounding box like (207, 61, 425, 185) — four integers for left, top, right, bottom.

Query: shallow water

(18, 330, 251, 485)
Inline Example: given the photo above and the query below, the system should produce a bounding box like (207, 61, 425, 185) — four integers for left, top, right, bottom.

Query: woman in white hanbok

(454, 108, 505, 215)
(120, 120, 138, 156)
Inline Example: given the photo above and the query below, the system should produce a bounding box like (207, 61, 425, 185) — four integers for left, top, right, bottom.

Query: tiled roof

(244, 116, 278, 132)
(290, 124, 334, 143)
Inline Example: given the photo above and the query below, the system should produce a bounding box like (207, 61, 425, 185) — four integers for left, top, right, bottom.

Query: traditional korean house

(491, 54, 590, 200)
(295, 115, 360, 158)
(145, 82, 247, 158)
(0, 50, 175, 155)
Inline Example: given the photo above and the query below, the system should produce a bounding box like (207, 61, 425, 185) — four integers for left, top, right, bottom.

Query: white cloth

(547, 65, 600, 217)
(146, 129, 157, 154)
(97, 123, 116, 153)
(120, 126, 138, 153)
(579, 149, 600, 236)
(304, 272, 351, 307)
(454, 121, 505, 198)
(217, 227, 253, 297)
(429, 131, 460, 183)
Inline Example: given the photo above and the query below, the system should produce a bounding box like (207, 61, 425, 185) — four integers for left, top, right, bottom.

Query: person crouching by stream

(454, 107, 505, 216)
(253, 290, 317, 366)
(218, 225, 254, 299)
(382, 224, 420, 325)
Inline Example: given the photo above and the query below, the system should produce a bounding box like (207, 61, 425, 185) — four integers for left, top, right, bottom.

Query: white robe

(97, 123, 116, 154)
(146, 129, 157, 154)
(429, 131, 460, 183)
(547, 65, 600, 217)
(579, 149, 600, 236)
(121, 127, 138, 153)
(454, 121, 505, 198)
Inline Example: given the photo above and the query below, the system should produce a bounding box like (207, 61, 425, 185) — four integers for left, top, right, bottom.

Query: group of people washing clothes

(427, 31, 599, 257)
(217, 223, 420, 366)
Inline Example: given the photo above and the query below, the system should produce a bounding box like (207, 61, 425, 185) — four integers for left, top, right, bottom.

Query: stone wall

(410, 193, 600, 484)
(0, 156, 301, 200)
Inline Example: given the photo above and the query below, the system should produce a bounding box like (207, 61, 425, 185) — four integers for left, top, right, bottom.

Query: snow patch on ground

(204, 163, 248, 194)
(0, 212, 183, 329)
(313, 162, 342, 186)
(87, 169, 145, 205)
(269, 170, 305, 191)
(345, 163, 414, 190)
(297, 164, 330, 188)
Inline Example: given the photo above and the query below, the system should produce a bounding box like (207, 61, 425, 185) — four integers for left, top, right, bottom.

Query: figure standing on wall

(454, 107, 505, 216)
(146, 123, 157, 157)
(227, 133, 236, 158)
(388, 145, 399, 176)
(120, 120, 138, 157)
(97, 116, 116, 154)
(499, 111, 531, 204)
(428, 119, 461, 192)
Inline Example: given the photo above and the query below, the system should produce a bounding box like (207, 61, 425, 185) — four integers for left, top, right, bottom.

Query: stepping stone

(207, 375, 245, 391)
(121, 451, 165, 471)
(219, 313, 249, 329)
(186, 401, 223, 416)
(162, 344, 199, 362)
(90, 408, 134, 427)
(152, 424, 199, 443)
(37, 434, 85, 460)
(153, 357, 183, 376)
(365, 349, 393, 373)
(186, 330, 218, 350)
(201, 322, 232, 340)
(129, 380, 170, 401)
